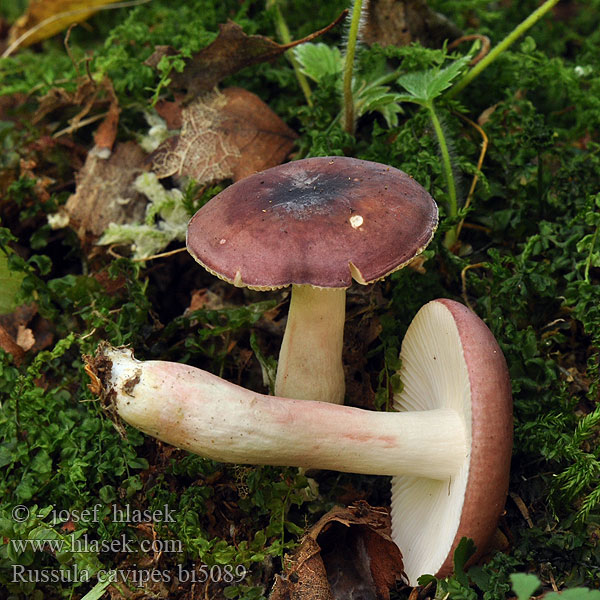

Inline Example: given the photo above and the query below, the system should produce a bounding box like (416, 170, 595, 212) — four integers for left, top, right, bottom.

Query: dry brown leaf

(7, 0, 117, 52)
(150, 87, 297, 183)
(0, 324, 25, 365)
(0, 304, 54, 364)
(65, 141, 147, 242)
(270, 502, 405, 600)
(146, 12, 346, 98)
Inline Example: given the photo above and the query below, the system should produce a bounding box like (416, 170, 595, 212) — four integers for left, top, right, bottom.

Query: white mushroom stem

(96, 346, 467, 481)
(275, 285, 346, 404)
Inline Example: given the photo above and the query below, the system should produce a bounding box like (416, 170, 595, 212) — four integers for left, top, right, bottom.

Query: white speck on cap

(350, 215, 364, 229)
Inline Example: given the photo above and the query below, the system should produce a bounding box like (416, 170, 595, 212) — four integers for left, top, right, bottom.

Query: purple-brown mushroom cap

(186, 157, 438, 289)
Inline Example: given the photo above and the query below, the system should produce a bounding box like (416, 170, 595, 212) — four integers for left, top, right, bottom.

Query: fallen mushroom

(87, 298, 512, 585)
(186, 156, 437, 404)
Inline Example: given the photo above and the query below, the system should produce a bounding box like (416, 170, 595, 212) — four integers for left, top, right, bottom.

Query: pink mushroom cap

(186, 156, 438, 289)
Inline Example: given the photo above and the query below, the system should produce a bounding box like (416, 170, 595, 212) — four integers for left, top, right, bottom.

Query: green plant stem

(267, 0, 313, 107)
(427, 102, 458, 248)
(584, 226, 599, 283)
(342, 0, 363, 134)
(448, 0, 561, 99)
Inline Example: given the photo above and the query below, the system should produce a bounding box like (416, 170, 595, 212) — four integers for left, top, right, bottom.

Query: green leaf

(355, 85, 404, 128)
(546, 591, 600, 600)
(30, 449, 52, 474)
(397, 55, 471, 104)
(80, 578, 112, 600)
(510, 573, 541, 600)
(293, 42, 342, 83)
(453, 537, 476, 587)
(0, 250, 24, 314)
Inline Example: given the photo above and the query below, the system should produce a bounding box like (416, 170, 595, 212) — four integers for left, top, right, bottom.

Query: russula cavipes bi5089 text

(88, 299, 512, 584)
(186, 157, 438, 404)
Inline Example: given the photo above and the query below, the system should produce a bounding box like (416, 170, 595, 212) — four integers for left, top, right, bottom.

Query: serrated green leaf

(453, 537, 476, 586)
(397, 55, 471, 104)
(355, 86, 404, 128)
(293, 42, 342, 83)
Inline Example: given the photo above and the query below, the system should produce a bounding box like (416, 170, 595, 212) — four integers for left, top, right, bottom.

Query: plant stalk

(427, 102, 458, 248)
(342, 0, 364, 134)
(267, 0, 313, 106)
(448, 0, 561, 99)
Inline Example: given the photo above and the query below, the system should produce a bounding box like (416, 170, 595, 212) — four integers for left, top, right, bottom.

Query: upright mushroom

(187, 157, 437, 404)
(89, 299, 512, 584)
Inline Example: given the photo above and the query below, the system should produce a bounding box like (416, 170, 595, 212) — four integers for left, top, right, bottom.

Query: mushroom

(186, 156, 438, 404)
(89, 299, 512, 584)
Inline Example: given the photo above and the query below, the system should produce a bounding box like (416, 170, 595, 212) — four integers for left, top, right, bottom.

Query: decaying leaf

(361, 0, 461, 48)
(150, 87, 297, 183)
(0, 304, 54, 365)
(146, 12, 346, 97)
(270, 502, 405, 600)
(7, 0, 118, 53)
(0, 325, 25, 365)
(65, 141, 147, 243)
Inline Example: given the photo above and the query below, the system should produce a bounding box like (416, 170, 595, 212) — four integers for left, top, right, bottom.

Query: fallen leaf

(0, 324, 25, 365)
(271, 536, 333, 600)
(150, 87, 297, 183)
(7, 0, 118, 52)
(0, 304, 54, 364)
(146, 12, 347, 98)
(270, 502, 405, 600)
(65, 141, 148, 243)
(361, 0, 461, 48)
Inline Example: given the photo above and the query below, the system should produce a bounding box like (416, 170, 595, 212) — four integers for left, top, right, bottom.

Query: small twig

(52, 111, 108, 139)
(460, 262, 486, 311)
(63, 24, 79, 77)
(453, 112, 489, 242)
(509, 491, 534, 528)
(460, 222, 492, 234)
(107, 244, 187, 262)
(448, 34, 491, 66)
(132, 247, 187, 262)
